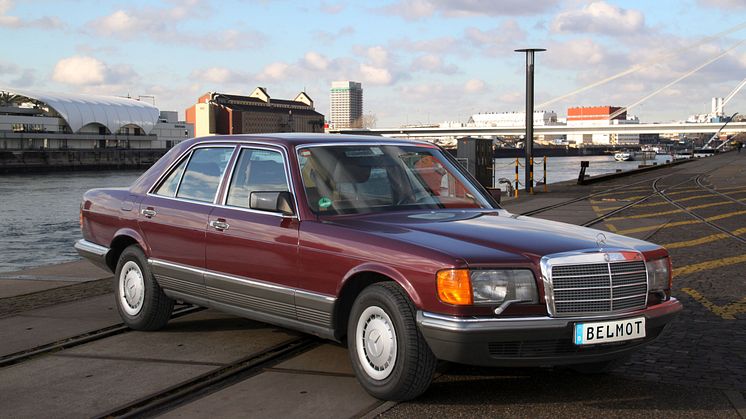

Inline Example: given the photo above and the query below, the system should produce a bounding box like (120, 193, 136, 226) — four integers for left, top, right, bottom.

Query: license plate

(574, 317, 646, 345)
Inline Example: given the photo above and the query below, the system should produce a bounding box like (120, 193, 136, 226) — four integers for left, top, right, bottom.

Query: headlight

(436, 269, 538, 306)
(646, 257, 671, 291)
(471, 270, 538, 304)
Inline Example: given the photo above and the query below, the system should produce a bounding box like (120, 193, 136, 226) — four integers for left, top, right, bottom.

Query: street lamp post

(515, 48, 545, 193)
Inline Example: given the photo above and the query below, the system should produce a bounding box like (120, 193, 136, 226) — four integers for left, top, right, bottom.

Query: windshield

(297, 144, 493, 215)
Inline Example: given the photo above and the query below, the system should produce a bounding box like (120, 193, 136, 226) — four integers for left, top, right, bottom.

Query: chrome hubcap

(120, 261, 145, 316)
(356, 306, 397, 380)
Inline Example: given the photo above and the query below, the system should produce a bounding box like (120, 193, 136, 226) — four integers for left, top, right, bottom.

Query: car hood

(325, 210, 658, 266)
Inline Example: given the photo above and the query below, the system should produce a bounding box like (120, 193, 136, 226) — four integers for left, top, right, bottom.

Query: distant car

(76, 134, 682, 401)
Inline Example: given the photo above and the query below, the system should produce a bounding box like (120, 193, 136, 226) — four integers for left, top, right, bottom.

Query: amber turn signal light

(437, 269, 472, 305)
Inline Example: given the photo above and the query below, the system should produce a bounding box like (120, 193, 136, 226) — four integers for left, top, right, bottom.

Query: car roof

(187, 133, 436, 148)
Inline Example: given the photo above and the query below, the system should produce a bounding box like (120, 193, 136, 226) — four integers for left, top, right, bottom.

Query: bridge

(333, 121, 746, 138)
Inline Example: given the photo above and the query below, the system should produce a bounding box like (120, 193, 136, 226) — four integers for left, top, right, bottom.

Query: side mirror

(250, 191, 294, 216)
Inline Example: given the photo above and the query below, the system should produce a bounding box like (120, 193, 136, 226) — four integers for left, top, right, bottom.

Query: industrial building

(185, 87, 324, 137)
(329, 81, 363, 129)
(687, 97, 728, 123)
(566, 106, 640, 146)
(0, 88, 193, 150)
(467, 111, 562, 144)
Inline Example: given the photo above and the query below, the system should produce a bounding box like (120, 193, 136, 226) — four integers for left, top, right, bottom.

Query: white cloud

(411, 54, 458, 74)
(313, 26, 355, 43)
(545, 38, 608, 68)
(304, 52, 330, 71)
(465, 20, 527, 55)
(257, 62, 290, 81)
(52, 56, 136, 86)
(0, 0, 63, 29)
(365, 46, 389, 67)
(52, 56, 107, 85)
(193, 67, 246, 84)
(89, 4, 265, 50)
(320, 1, 345, 14)
(551, 1, 645, 36)
(360, 64, 393, 85)
(697, 0, 746, 8)
(381, 0, 559, 20)
(464, 79, 485, 93)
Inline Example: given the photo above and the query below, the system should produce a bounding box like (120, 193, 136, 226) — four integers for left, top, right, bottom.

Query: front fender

(338, 262, 422, 308)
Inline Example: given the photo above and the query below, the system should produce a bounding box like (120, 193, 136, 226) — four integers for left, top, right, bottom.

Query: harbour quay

(0, 152, 744, 418)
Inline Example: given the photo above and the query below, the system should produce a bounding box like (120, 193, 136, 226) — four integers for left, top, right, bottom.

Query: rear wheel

(347, 282, 437, 401)
(114, 245, 174, 331)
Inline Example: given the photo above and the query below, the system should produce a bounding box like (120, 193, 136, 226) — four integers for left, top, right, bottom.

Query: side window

(226, 148, 289, 209)
(176, 147, 233, 202)
(154, 157, 188, 197)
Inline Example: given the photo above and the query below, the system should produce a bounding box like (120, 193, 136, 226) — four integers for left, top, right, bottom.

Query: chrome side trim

(149, 259, 205, 300)
(295, 289, 336, 328)
(147, 258, 337, 326)
(210, 299, 336, 341)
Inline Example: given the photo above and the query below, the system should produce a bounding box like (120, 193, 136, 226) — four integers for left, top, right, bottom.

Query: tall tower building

(330, 81, 363, 129)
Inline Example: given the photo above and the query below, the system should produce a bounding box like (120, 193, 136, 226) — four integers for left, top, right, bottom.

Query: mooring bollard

(543, 156, 548, 192)
(578, 160, 590, 184)
(514, 157, 519, 198)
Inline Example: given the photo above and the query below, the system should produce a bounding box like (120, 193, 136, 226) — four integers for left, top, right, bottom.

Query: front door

(139, 146, 235, 303)
(205, 146, 300, 320)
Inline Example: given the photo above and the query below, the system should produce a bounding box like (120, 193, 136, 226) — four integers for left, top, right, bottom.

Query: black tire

(347, 282, 437, 401)
(114, 245, 174, 331)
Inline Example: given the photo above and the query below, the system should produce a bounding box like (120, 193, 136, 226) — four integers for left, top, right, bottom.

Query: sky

(1, 0, 746, 127)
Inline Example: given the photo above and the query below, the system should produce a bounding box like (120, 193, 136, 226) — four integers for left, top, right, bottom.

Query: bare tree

(362, 114, 377, 129)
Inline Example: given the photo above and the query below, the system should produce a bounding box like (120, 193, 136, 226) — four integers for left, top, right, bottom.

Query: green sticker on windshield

(318, 197, 332, 209)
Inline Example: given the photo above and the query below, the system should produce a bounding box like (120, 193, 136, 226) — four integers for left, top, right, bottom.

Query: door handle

(141, 208, 157, 218)
(209, 220, 230, 231)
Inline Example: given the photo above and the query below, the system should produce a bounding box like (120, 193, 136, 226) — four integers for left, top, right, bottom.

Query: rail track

(1, 301, 321, 418)
(0, 304, 204, 368)
(654, 175, 746, 245)
(94, 337, 319, 418)
(520, 155, 745, 232)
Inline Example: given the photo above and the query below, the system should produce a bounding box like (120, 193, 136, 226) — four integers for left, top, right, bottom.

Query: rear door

(139, 145, 235, 303)
(205, 146, 300, 321)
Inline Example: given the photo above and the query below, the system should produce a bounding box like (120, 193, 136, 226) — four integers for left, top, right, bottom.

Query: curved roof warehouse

(2, 88, 160, 134)
(0, 88, 193, 151)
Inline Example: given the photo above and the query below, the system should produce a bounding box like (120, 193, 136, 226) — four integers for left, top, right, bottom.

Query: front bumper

(417, 298, 682, 367)
(74, 239, 111, 272)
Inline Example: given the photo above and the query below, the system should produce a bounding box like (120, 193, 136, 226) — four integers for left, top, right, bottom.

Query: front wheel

(347, 282, 437, 401)
(114, 245, 174, 331)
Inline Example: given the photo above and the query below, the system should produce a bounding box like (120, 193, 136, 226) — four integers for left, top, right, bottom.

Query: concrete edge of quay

(579, 156, 698, 185)
(0, 149, 167, 174)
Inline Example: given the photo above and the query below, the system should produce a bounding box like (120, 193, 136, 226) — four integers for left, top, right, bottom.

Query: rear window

(175, 147, 233, 203)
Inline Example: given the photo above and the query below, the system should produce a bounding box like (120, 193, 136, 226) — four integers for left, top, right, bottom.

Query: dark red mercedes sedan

(76, 134, 682, 400)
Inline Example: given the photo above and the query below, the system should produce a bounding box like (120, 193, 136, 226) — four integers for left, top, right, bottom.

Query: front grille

(550, 260, 647, 316)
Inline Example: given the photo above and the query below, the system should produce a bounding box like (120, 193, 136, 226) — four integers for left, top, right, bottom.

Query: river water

(491, 154, 675, 189)
(0, 154, 678, 273)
